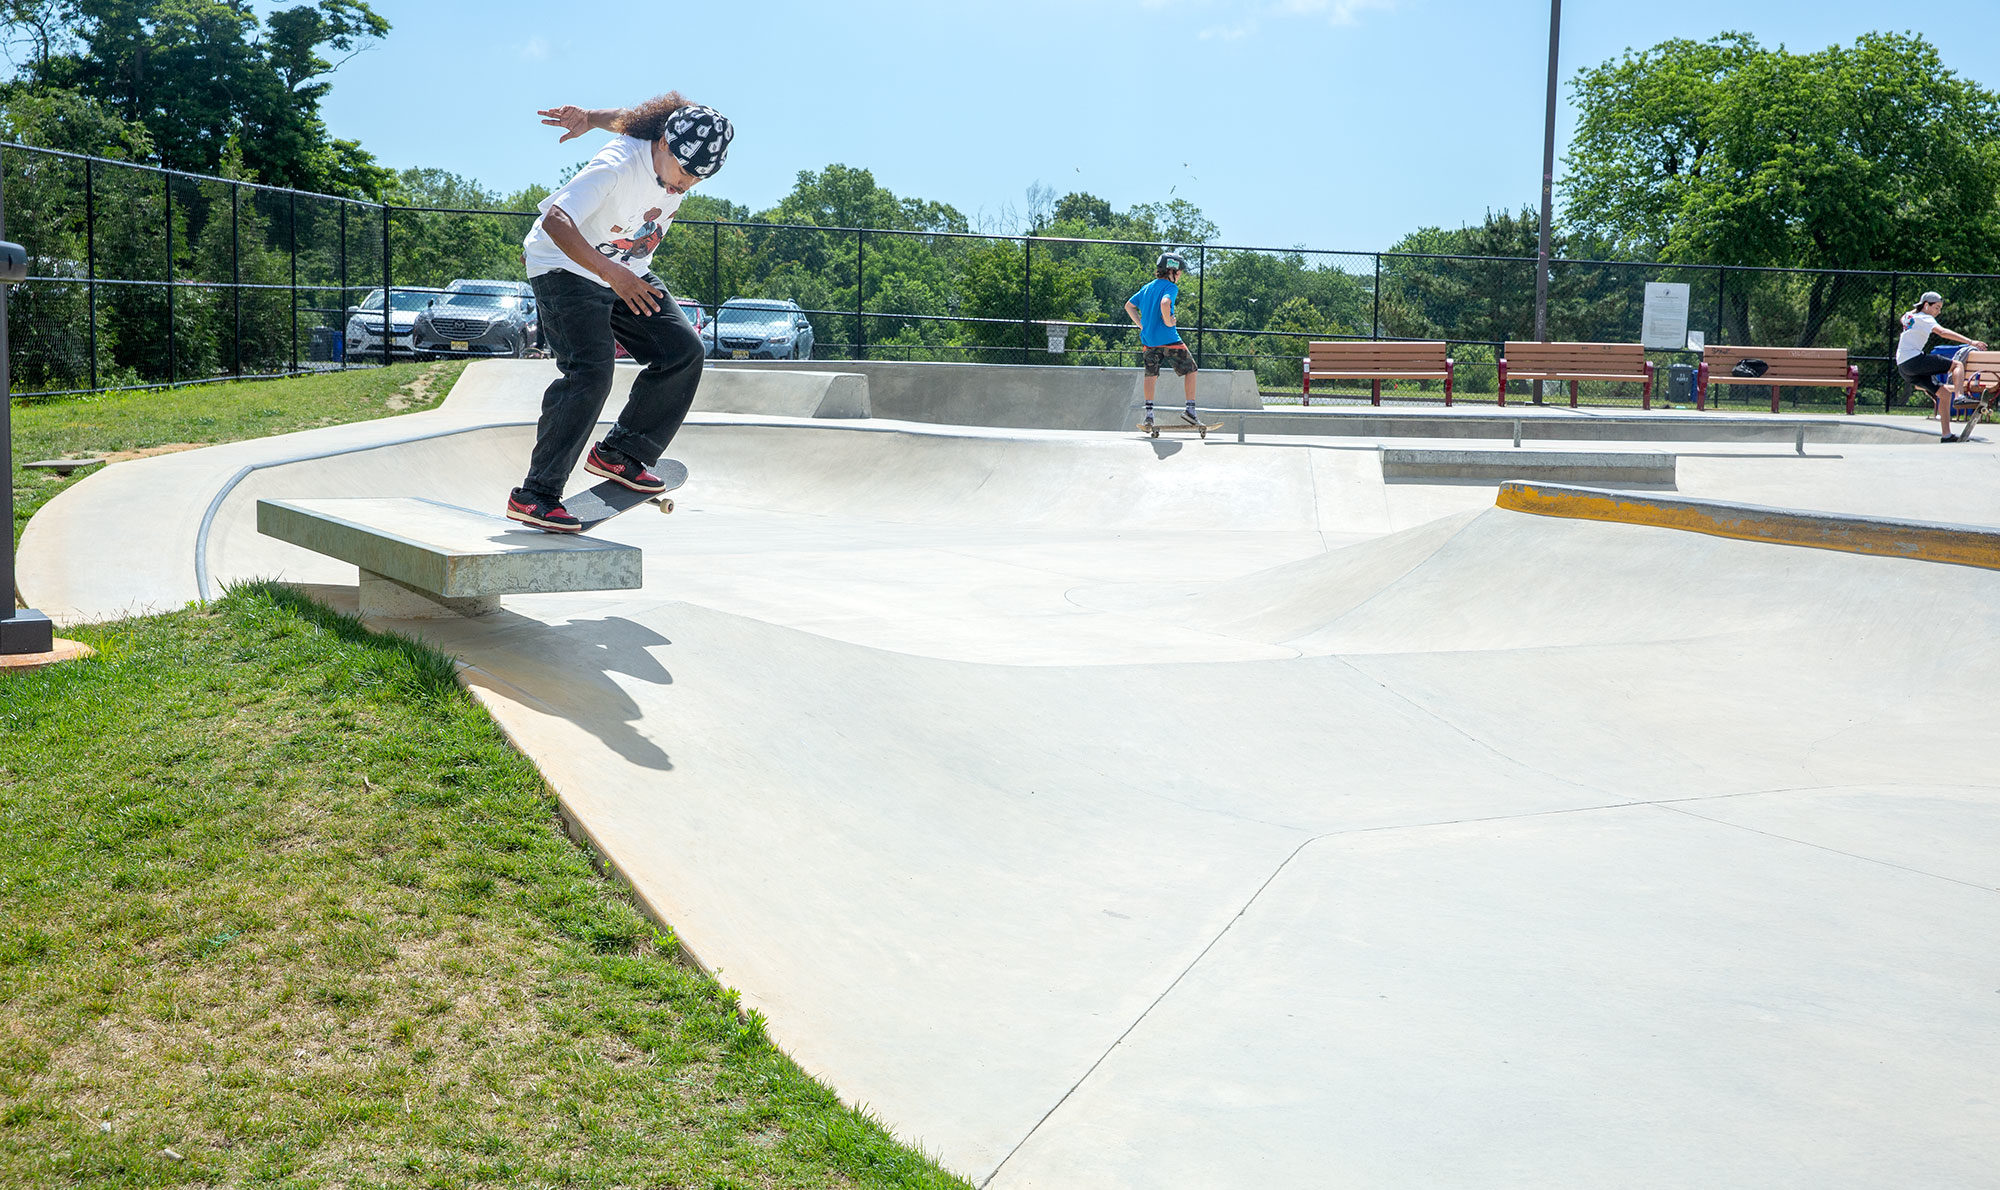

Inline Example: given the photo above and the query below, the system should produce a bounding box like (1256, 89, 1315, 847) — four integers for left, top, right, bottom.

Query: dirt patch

(386, 362, 453, 411)
(100, 443, 209, 464)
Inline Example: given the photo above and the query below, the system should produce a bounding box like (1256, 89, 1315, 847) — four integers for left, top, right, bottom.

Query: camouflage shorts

(1142, 343, 1197, 376)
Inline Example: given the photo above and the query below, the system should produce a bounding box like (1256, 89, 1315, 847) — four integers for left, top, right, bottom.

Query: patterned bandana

(664, 105, 734, 178)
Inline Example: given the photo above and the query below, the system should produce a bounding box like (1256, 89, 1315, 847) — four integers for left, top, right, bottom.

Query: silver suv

(413, 279, 538, 359)
(713, 298, 814, 360)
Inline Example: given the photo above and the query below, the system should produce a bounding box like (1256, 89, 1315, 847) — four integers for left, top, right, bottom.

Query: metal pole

(231, 182, 242, 378)
(1372, 254, 1381, 339)
(1195, 244, 1206, 370)
(0, 143, 52, 652)
(381, 200, 391, 367)
(165, 172, 175, 387)
(1534, 0, 1560, 345)
(1021, 235, 1031, 365)
(338, 202, 347, 371)
(85, 158, 97, 393)
(711, 220, 720, 310)
(288, 191, 298, 374)
(1533, 0, 1561, 404)
(855, 228, 865, 360)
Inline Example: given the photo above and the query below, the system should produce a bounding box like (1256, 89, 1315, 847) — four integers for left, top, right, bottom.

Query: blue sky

(315, 0, 1997, 251)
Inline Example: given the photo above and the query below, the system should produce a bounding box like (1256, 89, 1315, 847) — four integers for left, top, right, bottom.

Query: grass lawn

(0, 583, 969, 1188)
(11, 363, 466, 554)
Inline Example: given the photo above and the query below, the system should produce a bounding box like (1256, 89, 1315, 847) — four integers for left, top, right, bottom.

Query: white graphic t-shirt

(1896, 310, 1939, 363)
(522, 134, 683, 285)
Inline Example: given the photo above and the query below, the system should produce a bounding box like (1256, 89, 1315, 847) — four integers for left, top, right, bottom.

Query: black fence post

(289, 191, 298, 375)
(337, 202, 348, 371)
(855, 228, 866, 361)
(381, 200, 391, 367)
(1371, 254, 1381, 340)
(711, 220, 720, 311)
(84, 157, 96, 393)
(1195, 244, 1206, 369)
(1021, 234, 1032, 365)
(165, 172, 175, 387)
(231, 182, 242, 379)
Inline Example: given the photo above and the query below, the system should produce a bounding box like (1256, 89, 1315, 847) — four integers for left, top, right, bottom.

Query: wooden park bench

(1302, 340, 1455, 406)
(1497, 342, 1655, 408)
(1698, 345, 1859, 414)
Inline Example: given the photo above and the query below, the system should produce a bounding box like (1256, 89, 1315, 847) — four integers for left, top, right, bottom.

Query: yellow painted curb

(1495, 482, 2000, 571)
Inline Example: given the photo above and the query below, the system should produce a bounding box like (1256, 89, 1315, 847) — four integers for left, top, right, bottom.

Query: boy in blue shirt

(1125, 252, 1198, 425)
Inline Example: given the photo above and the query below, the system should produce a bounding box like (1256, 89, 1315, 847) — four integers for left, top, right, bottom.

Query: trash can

(308, 325, 340, 363)
(1666, 362, 1696, 404)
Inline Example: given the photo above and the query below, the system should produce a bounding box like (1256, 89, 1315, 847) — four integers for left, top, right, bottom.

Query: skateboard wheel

(658, 498, 674, 514)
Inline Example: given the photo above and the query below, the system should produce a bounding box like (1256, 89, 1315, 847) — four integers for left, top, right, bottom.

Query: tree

(1564, 32, 2000, 345)
(2, 0, 392, 194)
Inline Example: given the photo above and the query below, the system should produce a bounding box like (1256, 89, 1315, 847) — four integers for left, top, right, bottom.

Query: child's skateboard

(560, 458, 689, 531)
(1137, 420, 1223, 440)
(1953, 369, 1997, 441)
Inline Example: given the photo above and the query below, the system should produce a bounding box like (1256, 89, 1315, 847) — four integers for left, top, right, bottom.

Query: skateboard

(1137, 420, 1224, 440)
(560, 458, 689, 531)
(1951, 369, 1997, 441)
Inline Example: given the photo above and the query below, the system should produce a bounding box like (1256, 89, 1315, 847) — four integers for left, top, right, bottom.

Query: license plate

(450, 340, 469, 351)
(732, 349, 749, 358)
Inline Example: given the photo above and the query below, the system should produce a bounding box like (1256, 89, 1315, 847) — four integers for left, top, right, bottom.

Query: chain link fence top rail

(9, 140, 2000, 410)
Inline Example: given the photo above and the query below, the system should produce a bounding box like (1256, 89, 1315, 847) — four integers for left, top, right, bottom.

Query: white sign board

(1642, 282, 1690, 350)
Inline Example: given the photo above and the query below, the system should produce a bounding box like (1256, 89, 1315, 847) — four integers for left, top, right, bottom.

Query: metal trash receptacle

(1666, 363, 1696, 403)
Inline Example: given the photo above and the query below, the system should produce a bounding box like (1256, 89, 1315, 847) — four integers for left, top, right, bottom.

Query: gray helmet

(1156, 251, 1187, 274)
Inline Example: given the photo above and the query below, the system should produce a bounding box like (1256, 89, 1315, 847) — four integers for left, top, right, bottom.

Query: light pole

(1530, 0, 1562, 403)
(1534, 0, 1561, 353)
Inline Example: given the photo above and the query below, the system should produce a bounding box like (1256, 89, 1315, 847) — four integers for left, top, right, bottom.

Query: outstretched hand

(539, 106, 589, 143)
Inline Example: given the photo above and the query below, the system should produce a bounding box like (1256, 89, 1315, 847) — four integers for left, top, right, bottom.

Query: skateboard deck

(1137, 420, 1223, 439)
(1952, 369, 1997, 441)
(561, 458, 689, 531)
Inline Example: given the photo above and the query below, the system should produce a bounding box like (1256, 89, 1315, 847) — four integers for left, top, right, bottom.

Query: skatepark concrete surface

(20, 359, 2000, 1187)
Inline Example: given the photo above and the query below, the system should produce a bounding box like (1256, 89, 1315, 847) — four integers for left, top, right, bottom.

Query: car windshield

(452, 283, 521, 297)
(360, 291, 437, 312)
(719, 306, 797, 334)
(442, 292, 522, 312)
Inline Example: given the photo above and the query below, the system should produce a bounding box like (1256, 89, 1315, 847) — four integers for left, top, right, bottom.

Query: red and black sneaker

(584, 443, 669, 493)
(506, 489, 582, 533)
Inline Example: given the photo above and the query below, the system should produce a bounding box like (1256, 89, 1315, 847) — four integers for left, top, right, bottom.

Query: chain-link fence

(9, 139, 1998, 411)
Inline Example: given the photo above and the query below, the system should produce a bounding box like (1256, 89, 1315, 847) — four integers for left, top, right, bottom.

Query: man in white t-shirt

(506, 95, 734, 531)
(1894, 291, 1987, 442)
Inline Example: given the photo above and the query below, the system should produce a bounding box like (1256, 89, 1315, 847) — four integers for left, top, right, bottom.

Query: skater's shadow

(1148, 439, 1184, 460)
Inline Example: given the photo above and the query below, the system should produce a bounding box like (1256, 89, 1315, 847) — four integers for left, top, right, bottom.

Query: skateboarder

(1125, 252, 1199, 427)
(1894, 291, 1986, 442)
(506, 94, 734, 531)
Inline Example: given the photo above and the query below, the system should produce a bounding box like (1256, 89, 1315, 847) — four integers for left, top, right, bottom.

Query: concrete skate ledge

(1385, 448, 1676, 485)
(1496, 482, 2000, 571)
(257, 497, 642, 615)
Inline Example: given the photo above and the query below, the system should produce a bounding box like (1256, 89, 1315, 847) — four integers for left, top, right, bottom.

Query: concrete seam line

(981, 832, 1319, 1188)
(1495, 481, 2000, 571)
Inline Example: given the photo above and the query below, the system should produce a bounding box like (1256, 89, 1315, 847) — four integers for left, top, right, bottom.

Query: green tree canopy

(1563, 31, 2000, 273)
(1, 0, 391, 194)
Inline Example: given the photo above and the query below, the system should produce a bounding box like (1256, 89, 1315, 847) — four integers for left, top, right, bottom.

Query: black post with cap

(0, 233, 51, 655)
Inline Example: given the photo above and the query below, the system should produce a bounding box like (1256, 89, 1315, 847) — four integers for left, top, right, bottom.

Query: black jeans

(521, 268, 705, 499)
(1897, 350, 1957, 395)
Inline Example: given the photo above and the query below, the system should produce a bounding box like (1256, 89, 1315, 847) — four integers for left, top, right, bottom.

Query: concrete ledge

(256, 497, 643, 608)
(1384, 448, 1676, 485)
(1231, 409, 1926, 445)
(1496, 482, 2000, 570)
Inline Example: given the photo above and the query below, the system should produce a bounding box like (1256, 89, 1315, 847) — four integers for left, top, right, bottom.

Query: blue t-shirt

(1130, 278, 1182, 347)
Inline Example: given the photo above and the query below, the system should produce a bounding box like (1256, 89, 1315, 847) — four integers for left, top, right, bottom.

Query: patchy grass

(0, 583, 968, 1188)
(10, 363, 466, 553)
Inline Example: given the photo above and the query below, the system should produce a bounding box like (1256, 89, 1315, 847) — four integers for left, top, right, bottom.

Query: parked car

(413, 279, 537, 359)
(712, 298, 813, 360)
(678, 299, 715, 356)
(345, 288, 444, 360)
